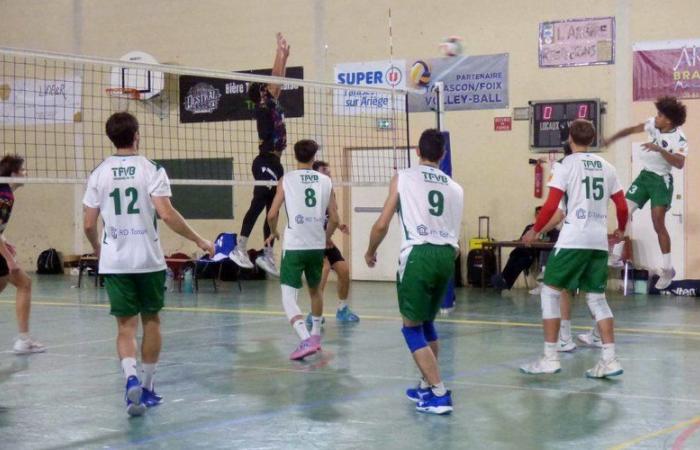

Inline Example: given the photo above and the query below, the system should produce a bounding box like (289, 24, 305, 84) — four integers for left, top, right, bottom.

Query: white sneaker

(577, 329, 603, 348)
(256, 254, 279, 277)
(520, 355, 561, 374)
(585, 357, 623, 378)
(528, 284, 542, 295)
(655, 267, 676, 290)
(13, 337, 46, 354)
(557, 336, 576, 352)
(229, 246, 254, 269)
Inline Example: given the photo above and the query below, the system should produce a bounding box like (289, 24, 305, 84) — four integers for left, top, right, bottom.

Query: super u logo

(385, 66, 403, 87)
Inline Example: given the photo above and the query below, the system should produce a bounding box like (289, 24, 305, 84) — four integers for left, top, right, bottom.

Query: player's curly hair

(655, 96, 686, 127)
(0, 154, 24, 177)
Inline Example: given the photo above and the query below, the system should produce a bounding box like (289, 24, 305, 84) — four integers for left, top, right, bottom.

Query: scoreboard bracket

(529, 99, 606, 153)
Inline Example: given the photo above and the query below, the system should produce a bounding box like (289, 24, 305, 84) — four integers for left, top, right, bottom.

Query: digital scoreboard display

(529, 99, 602, 152)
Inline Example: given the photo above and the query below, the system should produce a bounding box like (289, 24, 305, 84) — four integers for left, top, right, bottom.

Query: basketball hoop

(106, 87, 142, 100)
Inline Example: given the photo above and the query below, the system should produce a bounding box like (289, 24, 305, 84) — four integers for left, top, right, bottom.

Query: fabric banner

(406, 53, 508, 112)
(633, 40, 700, 101)
(539, 17, 615, 68)
(0, 75, 82, 124)
(333, 60, 406, 115)
(179, 66, 304, 123)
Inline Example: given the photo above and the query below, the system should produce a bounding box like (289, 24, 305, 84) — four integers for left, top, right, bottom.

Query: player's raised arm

(365, 174, 399, 267)
(268, 32, 290, 99)
(602, 123, 645, 147)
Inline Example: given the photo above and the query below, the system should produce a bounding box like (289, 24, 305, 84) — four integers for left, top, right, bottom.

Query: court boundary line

(608, 415, 700, 450)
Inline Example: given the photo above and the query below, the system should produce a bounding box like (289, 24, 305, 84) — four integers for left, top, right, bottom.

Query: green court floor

(1, 275, 699, 449)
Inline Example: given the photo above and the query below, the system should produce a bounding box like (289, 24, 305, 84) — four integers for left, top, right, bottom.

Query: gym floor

(1, 275, 699, 449)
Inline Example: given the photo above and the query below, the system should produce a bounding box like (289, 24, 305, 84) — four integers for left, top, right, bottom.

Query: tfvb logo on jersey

(112, 166, 136, 180)
(300, 173, 319, 184)
(581, 160, 603, 171)
(422, 171, 449, 184)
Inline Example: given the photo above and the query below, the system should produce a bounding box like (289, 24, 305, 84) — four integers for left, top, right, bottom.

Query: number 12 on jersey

(109, 187, 140, 215)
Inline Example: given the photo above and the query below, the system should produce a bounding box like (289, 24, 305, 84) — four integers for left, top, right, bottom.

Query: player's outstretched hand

(521, 229, 538, 245)
(276, 32, 290, 58)
(641, 142, 663, 153)
(365, 252, 377, 268)
(197, 239, 215, 257)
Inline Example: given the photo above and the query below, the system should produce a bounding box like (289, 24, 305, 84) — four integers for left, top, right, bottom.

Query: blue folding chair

(195, 232, 242, 292)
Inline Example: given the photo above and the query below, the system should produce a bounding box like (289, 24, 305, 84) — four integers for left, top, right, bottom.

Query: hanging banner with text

(0, 75, 82, 124)
(633, 40, 700, 101)
(179, 66, 304, 123)
(406, 53, 509, 112)
(539, 17, 615, 68)
(333, 59, 406, 115)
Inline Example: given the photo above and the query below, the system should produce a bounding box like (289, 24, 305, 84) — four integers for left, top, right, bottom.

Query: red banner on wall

(633, 41, 700, 101)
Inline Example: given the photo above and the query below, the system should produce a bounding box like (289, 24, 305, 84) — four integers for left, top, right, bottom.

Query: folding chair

(194, 232, 242, 292)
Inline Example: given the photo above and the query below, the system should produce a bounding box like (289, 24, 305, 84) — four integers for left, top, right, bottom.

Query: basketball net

(106, 87, 141, 113)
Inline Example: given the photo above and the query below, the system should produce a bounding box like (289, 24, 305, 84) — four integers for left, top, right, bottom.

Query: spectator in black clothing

(491, 206, 559, 290)
(230, 33, 290, 277)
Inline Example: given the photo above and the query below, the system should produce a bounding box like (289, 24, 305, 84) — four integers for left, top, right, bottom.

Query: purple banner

(539, 17, 615, 68)
(633, 42, 700, 101)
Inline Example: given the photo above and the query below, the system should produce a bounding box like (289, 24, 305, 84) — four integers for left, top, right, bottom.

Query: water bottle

(165, 268, 174, 292)
(183, 267, 194, 293)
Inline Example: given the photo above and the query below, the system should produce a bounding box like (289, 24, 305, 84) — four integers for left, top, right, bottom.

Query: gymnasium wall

(0, 0, 697, 277)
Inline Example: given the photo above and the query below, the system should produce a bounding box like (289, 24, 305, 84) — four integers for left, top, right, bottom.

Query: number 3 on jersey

(428, 190, 444, 216)
(109, 187, 140, 215)
(304, 188, 316, 207)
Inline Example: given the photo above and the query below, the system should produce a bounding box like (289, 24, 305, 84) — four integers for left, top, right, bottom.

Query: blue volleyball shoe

(141, 387, 163, 408)
(415, 390, 453, 415)
(125, 375, 146, 417)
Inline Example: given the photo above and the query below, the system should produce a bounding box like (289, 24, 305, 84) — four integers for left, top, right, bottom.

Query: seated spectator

(490, 206, 559, 291)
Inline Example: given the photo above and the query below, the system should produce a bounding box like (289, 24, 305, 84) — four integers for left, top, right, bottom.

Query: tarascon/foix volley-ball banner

(334, 53, 508, 115)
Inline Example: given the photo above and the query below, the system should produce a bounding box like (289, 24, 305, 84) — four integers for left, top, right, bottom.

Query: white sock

(560, 320, 572, 341)
(602, 343, 616, 360)
(419, 378, 430, 389)
(544, 342, 558, 359)
(337, 300, 348, 311)
(431, 382, 447, 397)
(662, 253, 672, 270)
(592, 324, 601, 338)
(141, 363, 156, 390)
(237, 236, 248, 251)
(311, 316, 323, 336)
(292, 319, 310, 341)
(121, 357, 138, 379)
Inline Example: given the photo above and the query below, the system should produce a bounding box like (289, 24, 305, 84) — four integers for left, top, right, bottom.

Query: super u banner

(406, 53, 508, 112)
(333, 60, 407, 115)
(633, 40, 700, 101)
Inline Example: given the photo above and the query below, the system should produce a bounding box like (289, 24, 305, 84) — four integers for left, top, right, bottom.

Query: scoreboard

(529, 99, 603, 152)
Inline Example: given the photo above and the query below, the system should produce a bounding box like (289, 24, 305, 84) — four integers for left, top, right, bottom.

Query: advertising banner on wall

(539, 17, 615, 68)
(405, 53, 509, 112)
(333, 60, 406, 115)
(633, 40, 700, 101)
(179, 66, 304, 123)
(0, 75, 82, 124)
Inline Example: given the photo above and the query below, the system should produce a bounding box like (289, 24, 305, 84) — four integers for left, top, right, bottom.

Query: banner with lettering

(333, 60, 406, 115)
(0, 75, 82, 124)
(633, 40, 700, 101)
(179, 66, 304, 123)
(539, 17, 615, 68)
(406, 53, 509, 112)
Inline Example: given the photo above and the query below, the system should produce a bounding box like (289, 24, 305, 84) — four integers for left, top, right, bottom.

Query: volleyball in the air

(409, 60, 431, 87)
(439, 36, 463, 57)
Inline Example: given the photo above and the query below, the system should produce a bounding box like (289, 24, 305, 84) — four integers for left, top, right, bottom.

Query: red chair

(165, 252, 194, 292)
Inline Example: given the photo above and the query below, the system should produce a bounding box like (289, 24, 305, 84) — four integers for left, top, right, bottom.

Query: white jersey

(396, 165, 464, 251)
(282, 169, 332, 250)
(83, 155, 172, 274)
(549, 153, 623, 251)
(641, 117, 688, 176)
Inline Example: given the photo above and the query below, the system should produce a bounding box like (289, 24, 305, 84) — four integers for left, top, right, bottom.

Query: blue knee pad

(422, 321, 438, 342)
(402, 326, 427, 353)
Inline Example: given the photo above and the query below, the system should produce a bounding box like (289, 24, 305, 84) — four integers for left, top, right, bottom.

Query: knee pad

(540, 285, 561, 319)
(422, 321, 438, 342)
(281, 284, 302, 321)
(401, 326, 427, 353)
(586, 293, 613, 322)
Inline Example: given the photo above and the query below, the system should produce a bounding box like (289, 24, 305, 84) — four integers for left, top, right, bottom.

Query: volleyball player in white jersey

(267, 139, 338, 360)
(521, 119, 628, 378)
(366, 129, 463, 415)
(83, 112, 214, 416)
(604, 96, 687, 290)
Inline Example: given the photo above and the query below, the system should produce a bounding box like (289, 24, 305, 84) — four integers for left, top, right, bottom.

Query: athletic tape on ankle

(422, 321, 438, 342)
(586, 293, 613, 321)
(541, 285, 561, 319)
(402, 326, 427, 353)
(281, 284, 302, 321)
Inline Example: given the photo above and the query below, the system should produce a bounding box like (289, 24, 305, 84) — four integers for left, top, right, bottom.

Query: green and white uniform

(83, 155, 171, 316)
(396, 165, 464, 321)
(279, 169, 332, 289)
(626, 117, 688, 208)
(544, 153, 623, 293)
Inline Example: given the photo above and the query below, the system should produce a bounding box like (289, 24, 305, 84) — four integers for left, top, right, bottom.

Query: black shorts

(0, 254, 8, 277)
(252, 152, 284, 182)
(324, 245, 345, 266)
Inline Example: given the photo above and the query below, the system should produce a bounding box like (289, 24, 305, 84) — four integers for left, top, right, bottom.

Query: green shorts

(280, 249, 325, 289)
(626, 169, 673, 209)
(396, 244, 455, 322)
(543, 249, 608, 293)
(104, 270, 166, 317)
